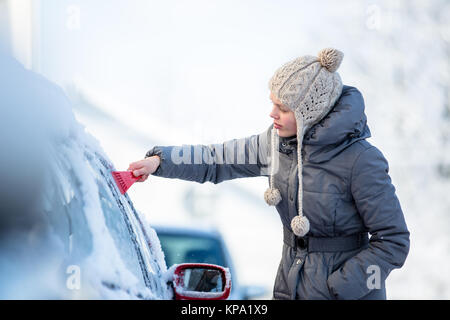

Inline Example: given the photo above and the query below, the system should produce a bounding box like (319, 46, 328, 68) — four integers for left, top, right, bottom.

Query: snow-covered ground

(2, 0, 449, 299)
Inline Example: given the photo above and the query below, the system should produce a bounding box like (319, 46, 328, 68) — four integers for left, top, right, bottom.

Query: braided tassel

(290, 113, 310, 237)
(265, 127, 281, 206)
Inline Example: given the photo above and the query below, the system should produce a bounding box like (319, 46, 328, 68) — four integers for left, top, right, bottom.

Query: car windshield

(41, 140, 171, 299)
(156, 232, 227, 268)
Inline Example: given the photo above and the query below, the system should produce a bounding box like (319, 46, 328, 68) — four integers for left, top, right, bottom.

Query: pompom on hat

(265, 48, 344, 237)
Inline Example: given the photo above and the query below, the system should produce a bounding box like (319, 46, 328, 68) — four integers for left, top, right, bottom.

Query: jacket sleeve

(327, 146, 410, 300)
(144, 125, 272, 184)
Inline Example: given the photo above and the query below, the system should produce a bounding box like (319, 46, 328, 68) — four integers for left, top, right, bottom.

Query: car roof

(151, 224, 223, 240)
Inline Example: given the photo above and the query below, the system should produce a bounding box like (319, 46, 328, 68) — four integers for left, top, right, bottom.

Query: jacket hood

(288, 85, 371, 164)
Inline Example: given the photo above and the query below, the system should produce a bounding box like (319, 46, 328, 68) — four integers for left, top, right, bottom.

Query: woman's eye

(272, 101, 288, 113)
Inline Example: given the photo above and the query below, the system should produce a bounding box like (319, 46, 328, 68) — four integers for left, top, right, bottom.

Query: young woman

(128, 48, 410, 300)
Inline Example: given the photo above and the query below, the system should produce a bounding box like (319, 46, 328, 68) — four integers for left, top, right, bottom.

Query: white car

(0, 50, 230, 300)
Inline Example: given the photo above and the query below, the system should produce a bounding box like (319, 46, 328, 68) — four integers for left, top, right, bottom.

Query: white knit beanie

(264, 48, 344, 237)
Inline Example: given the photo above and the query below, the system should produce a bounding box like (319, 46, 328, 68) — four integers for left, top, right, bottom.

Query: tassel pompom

(291, 215, 310, 237)
(264, 187, 282, 206)
(318, 48, 344, 73)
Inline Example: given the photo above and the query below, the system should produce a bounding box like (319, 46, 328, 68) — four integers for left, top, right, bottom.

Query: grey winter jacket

(146, 85, 410, 300)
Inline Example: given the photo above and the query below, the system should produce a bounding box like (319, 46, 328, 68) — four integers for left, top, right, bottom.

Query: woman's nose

(270, 106, 279, 119)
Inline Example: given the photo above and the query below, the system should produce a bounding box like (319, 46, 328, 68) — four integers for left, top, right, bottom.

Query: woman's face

(269, 92, 297, 137)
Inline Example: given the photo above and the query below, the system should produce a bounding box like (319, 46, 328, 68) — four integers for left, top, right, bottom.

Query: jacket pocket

(299, 254, 337, 300)
(325, 248, 366, 300)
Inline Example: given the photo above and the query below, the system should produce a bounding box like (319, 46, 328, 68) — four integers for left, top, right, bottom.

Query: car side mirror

(170, 263, 231, 300)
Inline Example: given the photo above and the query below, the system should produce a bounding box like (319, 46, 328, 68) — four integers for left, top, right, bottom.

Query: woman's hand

(127, 156, 161, 182)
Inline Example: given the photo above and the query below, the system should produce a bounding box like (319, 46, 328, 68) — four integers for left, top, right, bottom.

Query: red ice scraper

(111, 171, 141, 194)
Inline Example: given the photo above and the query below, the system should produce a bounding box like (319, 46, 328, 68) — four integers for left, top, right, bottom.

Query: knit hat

(264, 48, 344, 237)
